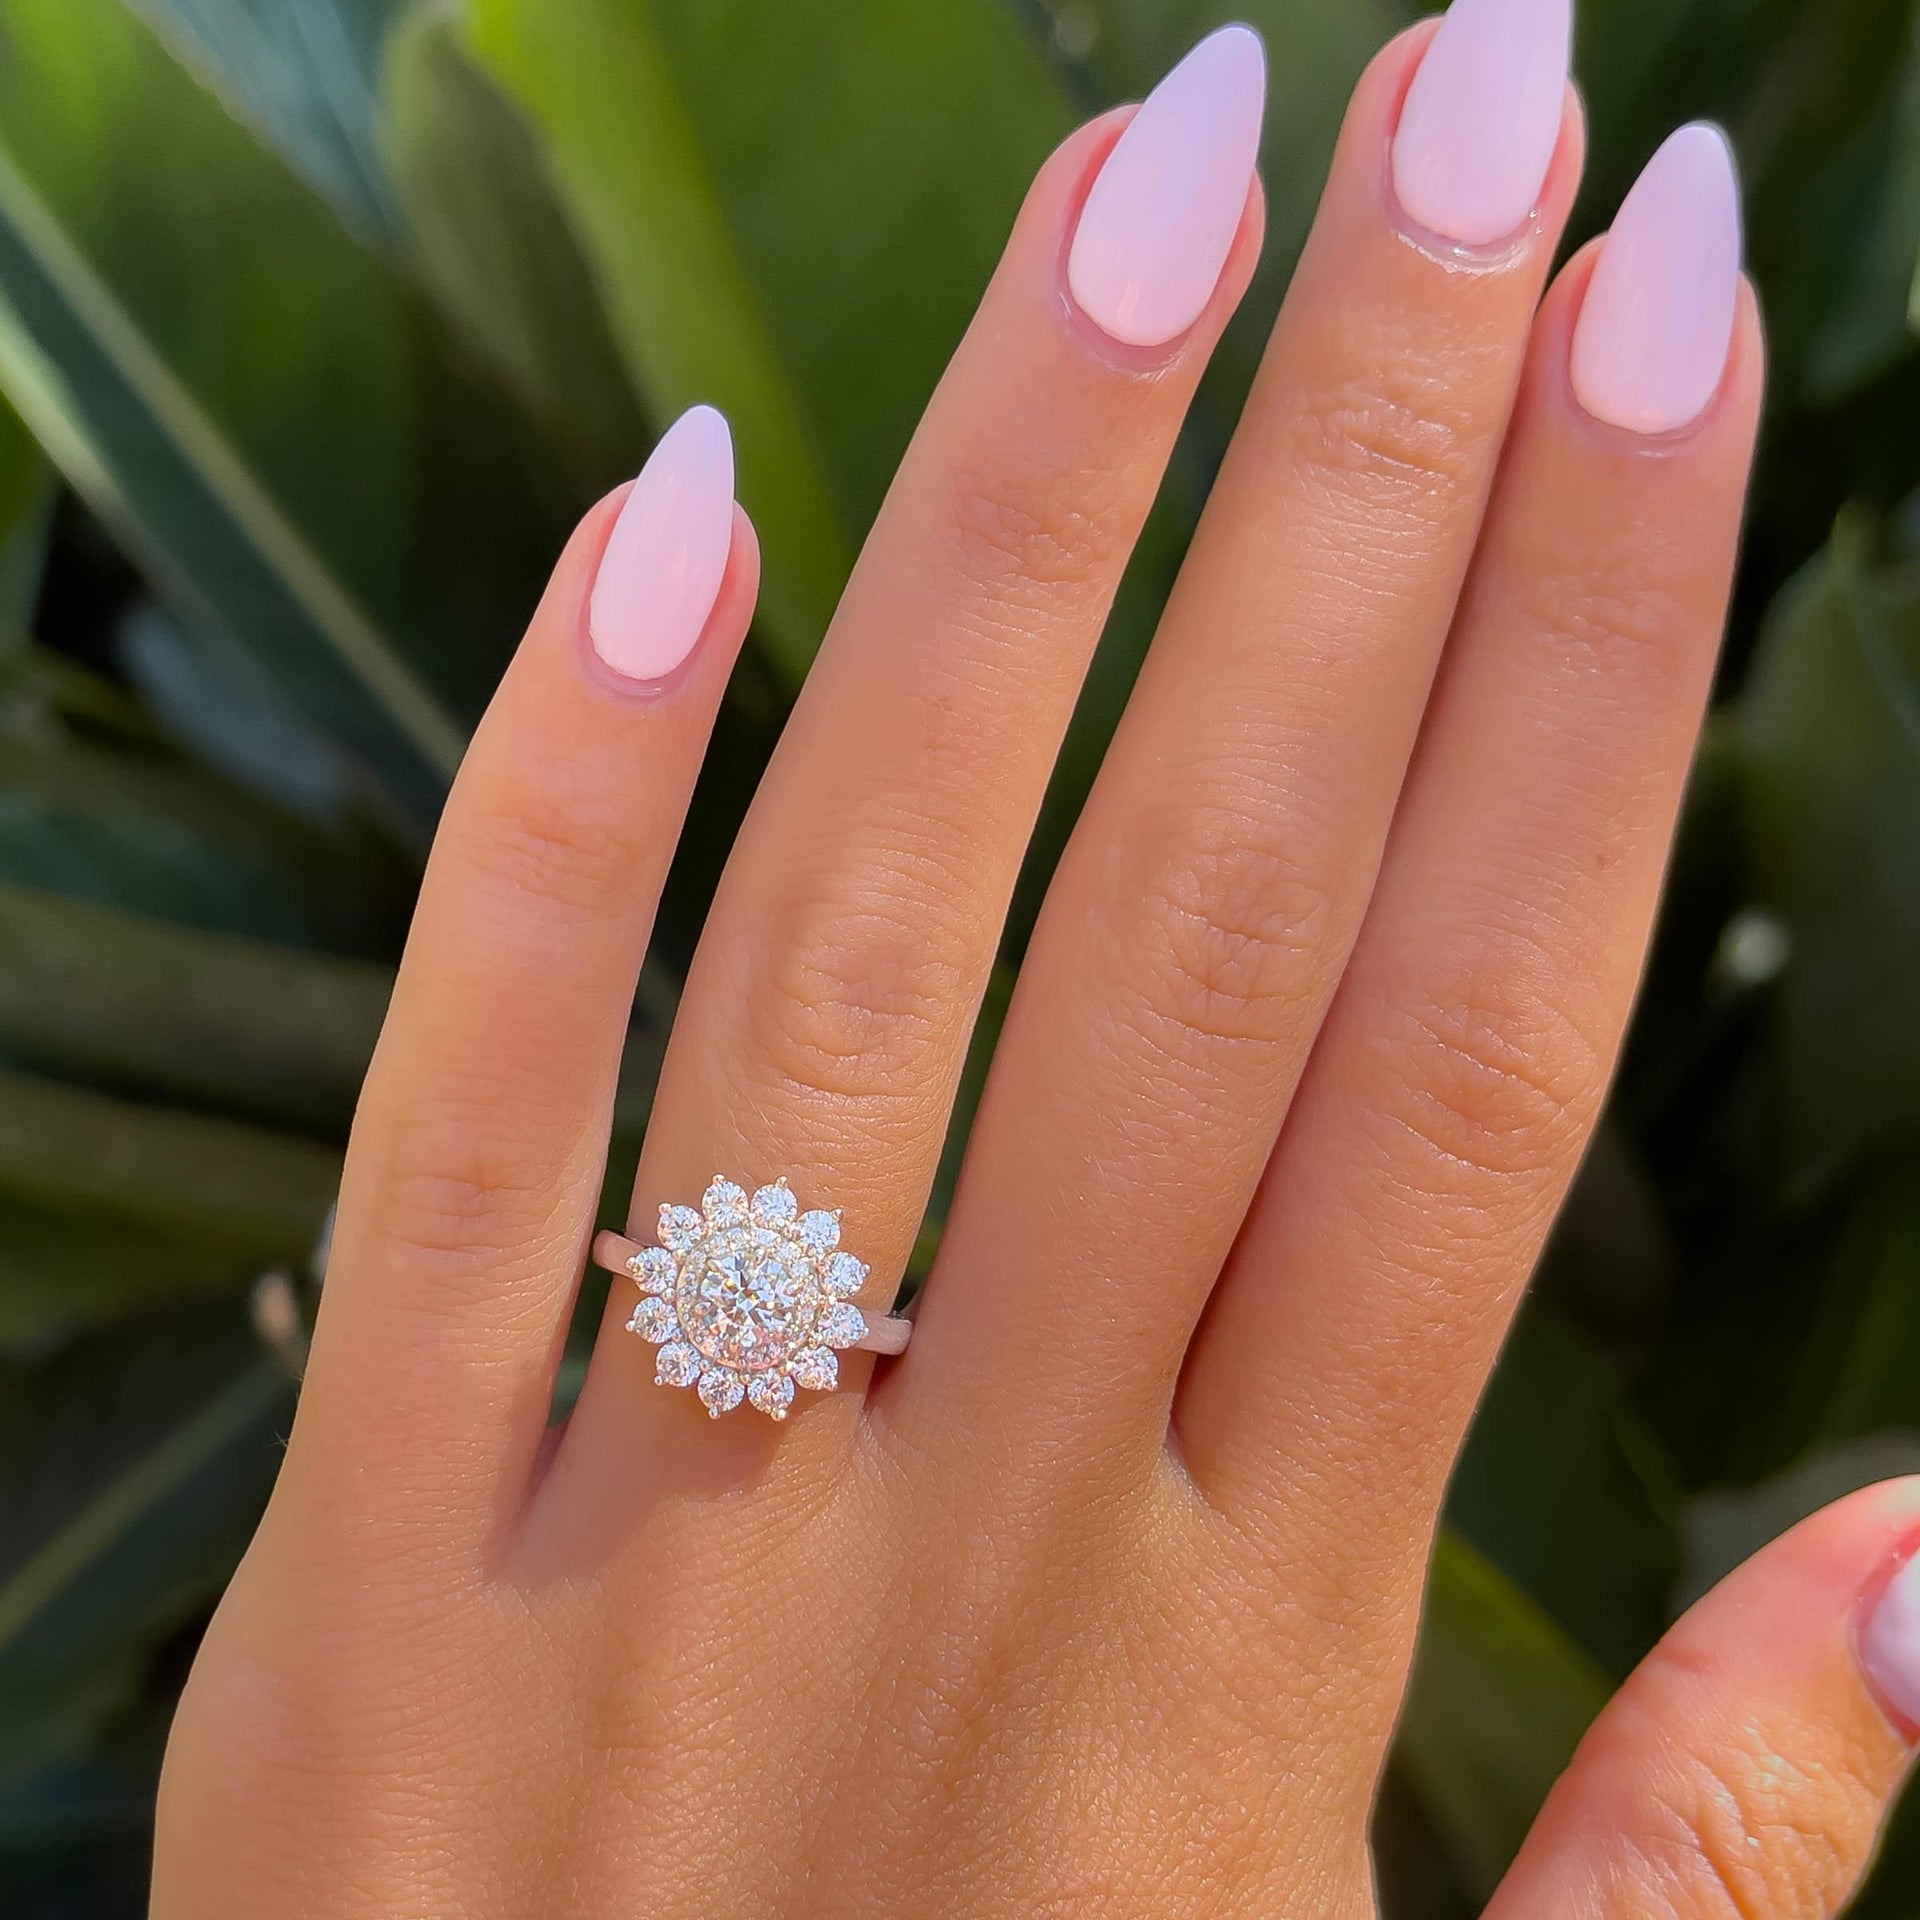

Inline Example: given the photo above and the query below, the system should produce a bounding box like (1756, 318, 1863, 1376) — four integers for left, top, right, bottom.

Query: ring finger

(549, 29, 1270, 1502)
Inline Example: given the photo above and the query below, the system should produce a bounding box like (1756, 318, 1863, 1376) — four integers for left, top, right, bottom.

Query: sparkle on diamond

(825, 1252, 868, 1297)
(629, 1297, 677, 1343)
(655, 1342, 700, 1387)
(697, 1367, 745, 1415)
(789, 1347, 838, 1391)
(629, 1246, 676, 1294)
(796, 1209, 839, 1255)
(750, 1180, 798, 1227)
(659, 1203, 704, 1252)
(627, 1176, 881, 1419)
(819, 1303, 868, 1349)
(676, 1226, 819, 1373)
(748, 1372, 796, 1419)
(702, 1176, 747, 1224)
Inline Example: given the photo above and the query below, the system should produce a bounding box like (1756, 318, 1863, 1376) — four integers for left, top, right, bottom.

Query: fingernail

(1390, 0, 1572, 248)
(1570, 124, 1743, 436)
(1066, 24, 1266, 349)
(588, 404, 734, 683)
(1861, 1541, 1920, 1731)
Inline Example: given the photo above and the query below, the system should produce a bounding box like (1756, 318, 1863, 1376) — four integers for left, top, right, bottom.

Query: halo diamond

(624, 1177, 871, 1419)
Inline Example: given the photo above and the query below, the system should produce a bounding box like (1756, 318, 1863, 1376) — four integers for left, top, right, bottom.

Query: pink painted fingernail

(1391, 0, 1572, 248)
(588, 404, 734, 683)
(1066, 24, 1266, 349)
(1861, 1541, 1920, 1732)
(1570, 124, 1743, 436)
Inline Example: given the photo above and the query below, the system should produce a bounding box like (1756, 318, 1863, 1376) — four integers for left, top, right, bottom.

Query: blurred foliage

(0, 0, 1917, 1912)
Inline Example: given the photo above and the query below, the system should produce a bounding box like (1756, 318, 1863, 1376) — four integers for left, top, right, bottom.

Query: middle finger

(900, 7, 1582, 1470)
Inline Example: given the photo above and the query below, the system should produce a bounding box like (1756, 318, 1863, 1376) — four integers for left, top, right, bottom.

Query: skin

(152, 27, 1918, 1920)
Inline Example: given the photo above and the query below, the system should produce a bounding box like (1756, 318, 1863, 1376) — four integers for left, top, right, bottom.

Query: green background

(1, 0, 1918, 1911)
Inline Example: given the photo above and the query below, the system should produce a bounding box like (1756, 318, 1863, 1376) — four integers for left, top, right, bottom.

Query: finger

(288, 411, 756, 1534)
(1182, 137, 1759, 1585)
(898, 12, 1581, 1464)
(1487, 1478, 1920, 1918)
(549, 31, 1268, 1480)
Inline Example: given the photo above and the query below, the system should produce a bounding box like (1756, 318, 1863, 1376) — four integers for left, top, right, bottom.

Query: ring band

(592, 1176, 911, 1419)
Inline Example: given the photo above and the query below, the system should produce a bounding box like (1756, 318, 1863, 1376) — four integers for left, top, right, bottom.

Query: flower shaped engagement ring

(592, 1177, 911, 1420)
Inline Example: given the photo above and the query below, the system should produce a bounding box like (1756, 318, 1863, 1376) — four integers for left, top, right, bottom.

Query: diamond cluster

(625, 1177, 871, 1419)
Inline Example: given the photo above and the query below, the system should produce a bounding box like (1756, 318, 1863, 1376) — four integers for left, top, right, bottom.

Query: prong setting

(623, 1177, 881, 1419)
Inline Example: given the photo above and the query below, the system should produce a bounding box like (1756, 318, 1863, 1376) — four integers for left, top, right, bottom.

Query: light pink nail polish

(1066, 24, 1266, 349)
(1391, 0, 1572, 248)
(1862, 1542, 1920, 1731)
(1570, 124, 1744, 436)
(588, 404, 734, 683)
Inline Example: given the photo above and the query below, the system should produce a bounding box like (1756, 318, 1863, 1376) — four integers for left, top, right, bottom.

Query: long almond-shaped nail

(588, 405, 734, 683)
(1391, 0, 1572, 248)
(1862, 1542, 1920, 1730)
(1571, 124, 1743, 435)
(1066, 24, 1266, 349)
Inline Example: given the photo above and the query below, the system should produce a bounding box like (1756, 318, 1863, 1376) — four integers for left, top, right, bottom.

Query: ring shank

(591, 1230, 912, 1356)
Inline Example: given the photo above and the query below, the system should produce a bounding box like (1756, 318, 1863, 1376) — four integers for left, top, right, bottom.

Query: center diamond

(676, 1226, 818, 1373)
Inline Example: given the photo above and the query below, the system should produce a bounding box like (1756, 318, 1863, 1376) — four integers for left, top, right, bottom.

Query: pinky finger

(290, 408, 755, 1535)
(1487, 1478, 1920, 1918)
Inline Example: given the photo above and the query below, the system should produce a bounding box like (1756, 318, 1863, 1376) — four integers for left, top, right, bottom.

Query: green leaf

(1680, 1428, 1920, 1612)
(0, 643, 414, 951)
(0, 387, 50, 641)
(115, 600, 358, 823)
(461, 0, 842, 681)
(0, 882, 389, 1130)
(0, 0, 466, 832)
(1447, 1312, 1681, 1677)
(464, 0, 1072, 681)
(0, 1066, 338, 1261)
(0, 1200, 282, 1349)
(382, 0, 641, 486)
(121, 0, 405, 243)
(1730, 511, 1920, 1182)
(0, 1305, 290, 1771)
(0, 1757, 152, 1860)
(1396, 1531, 1610, 1903)
(1806, 13, 1920, 396)
(1768, 1165, 1920, 1457)
(0, 1062, 340, 1343)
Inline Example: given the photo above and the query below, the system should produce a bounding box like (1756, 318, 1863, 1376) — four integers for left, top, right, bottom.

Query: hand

(152, 13, 1920, 1918)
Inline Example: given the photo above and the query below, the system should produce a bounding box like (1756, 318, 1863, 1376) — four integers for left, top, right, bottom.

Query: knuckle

(1652, 1726, 1879, 1918)
(941, 450, 1116, 615)
(1292, 366, 1478, 517)
(1127, 816, 1336, 1056)
(1374, 934, 1606, 1186)
(353, 1078, 561, 1278)
(1529, 561, 1695, 680)
(1570, 1645, 1894, 1920)
(457, 767, 630, 922)
(748, 856, 978, 1111)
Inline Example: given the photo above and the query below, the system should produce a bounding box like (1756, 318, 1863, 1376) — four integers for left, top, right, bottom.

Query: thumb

(1486, 1477, 1920, 1918)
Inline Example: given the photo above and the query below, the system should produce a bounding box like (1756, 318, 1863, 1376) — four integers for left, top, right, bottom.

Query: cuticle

(571, 581, 710, 706)
(1389, 206, 1545, 276)
(1052, 278, 1189, 381)
(1050, 201, 1192, 381)
(1853, 1520, 1920, 1741)
(1555, 349, 1727, 458)
(1377, 135, 1543, 277)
